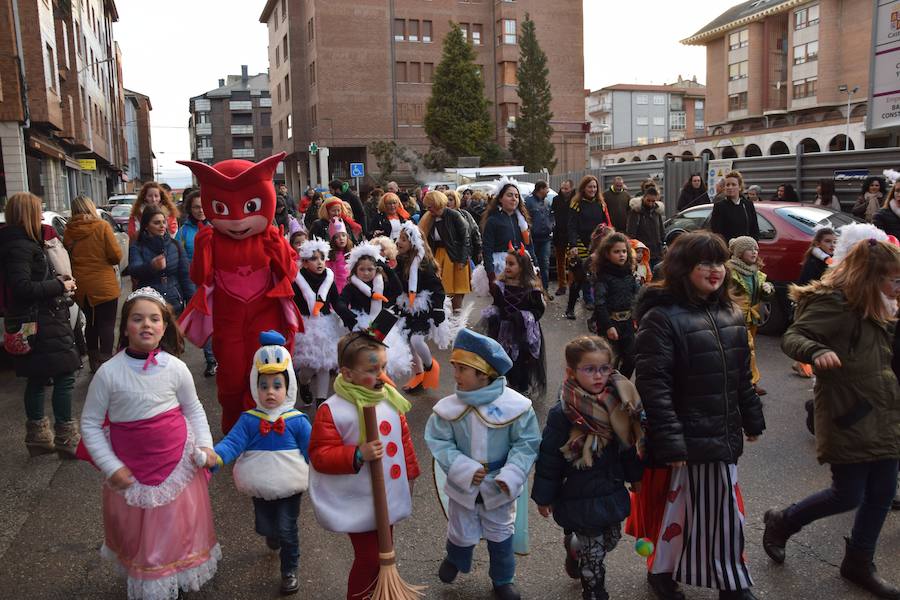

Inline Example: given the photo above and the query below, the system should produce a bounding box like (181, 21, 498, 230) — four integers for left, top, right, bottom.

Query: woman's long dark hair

(139, 205, 167, 239)
(654, 231, 733, 307)
(117, 296, 185, 356)
(479, 183, 531, 230)
(862, 176, 886, 195)
(683, 173, 706, 193)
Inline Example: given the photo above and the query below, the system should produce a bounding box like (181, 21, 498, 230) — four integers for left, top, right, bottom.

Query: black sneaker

(280, 571, 300, 595)
(204, 362, 217, 377)
(492, 583, 521, 600)
(555, 286, 567, 296)
(438, 558, 459, 583)
(647, 572, 686, 600)
(564, 311, 576, 320)
(266, 536, 281, 550)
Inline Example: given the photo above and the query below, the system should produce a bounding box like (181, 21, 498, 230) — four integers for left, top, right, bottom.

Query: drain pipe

(10, 0, 30, 191)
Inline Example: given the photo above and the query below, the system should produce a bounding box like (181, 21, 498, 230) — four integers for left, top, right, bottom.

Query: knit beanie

(728, 236, 758, 258)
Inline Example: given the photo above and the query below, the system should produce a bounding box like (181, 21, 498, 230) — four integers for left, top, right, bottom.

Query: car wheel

(757, 294, 789, 336)
(665, 228, 688, 246)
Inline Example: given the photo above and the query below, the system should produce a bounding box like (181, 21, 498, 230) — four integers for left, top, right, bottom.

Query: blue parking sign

(350, 162, 365, 178)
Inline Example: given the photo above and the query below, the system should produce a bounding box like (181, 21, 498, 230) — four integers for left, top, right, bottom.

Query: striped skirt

(650, 462, 753, 591)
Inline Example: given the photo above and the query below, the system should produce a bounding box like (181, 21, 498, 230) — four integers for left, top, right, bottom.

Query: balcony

(231, 125, 254, 135)
(588, 102, 612, 115)
(193, 98, 211, 111)
(197, 147, 213, 159)
(195, 123, 212, 135)
(259, 98, 272, 108)
(232, 148, 255, 159)
(230, 100, 252, 111)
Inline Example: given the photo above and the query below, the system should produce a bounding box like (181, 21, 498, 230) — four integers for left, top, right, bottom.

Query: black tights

(83, 299, 119, 356)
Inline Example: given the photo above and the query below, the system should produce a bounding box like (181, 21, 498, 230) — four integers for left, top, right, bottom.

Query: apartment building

(587, 77, 706, 168)
(124, 88, 153, 190)
(601, 0, 887, 164)
(187, 66, 275, 175)
(259, 0, 585, 193)
(0, 0, 128, 210)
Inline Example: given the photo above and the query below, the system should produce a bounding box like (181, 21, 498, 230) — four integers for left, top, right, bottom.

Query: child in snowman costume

(211, 330, 312, 595)
(424, 328, 541, 600)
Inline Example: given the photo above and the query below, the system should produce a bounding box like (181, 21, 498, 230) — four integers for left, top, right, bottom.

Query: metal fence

(520, 148, 900, 216)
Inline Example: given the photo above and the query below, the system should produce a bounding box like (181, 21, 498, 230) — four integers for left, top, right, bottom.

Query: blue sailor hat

(450, 328, 513, 377)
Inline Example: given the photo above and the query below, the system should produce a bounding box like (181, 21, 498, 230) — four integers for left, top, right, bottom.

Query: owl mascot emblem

(177, 153, 302, 432)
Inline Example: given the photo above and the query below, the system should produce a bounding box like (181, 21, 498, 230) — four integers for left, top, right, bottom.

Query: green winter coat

(782, 290, 900, 465)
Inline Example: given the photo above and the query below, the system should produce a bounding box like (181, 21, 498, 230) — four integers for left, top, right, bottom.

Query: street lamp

(838, 84, 859, 151)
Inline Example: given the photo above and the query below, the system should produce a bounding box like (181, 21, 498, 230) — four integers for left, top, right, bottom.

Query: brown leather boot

(53, 420, 81, 460)
(25, 418, 55, 457)
(840, 538, 900, 599)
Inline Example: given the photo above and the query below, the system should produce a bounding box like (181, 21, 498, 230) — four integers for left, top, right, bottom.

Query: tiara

(127, 287, 166, 304)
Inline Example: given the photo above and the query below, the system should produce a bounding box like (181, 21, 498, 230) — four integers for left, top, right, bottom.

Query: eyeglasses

(695, 261, 726, 271)
(576, 364, 613, 376)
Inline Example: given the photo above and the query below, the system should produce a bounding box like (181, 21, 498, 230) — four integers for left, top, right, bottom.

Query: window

(423, 62, 434, 83)
(794, 4, 820, 29)
(472, 24, 482, 45)
(277, 83, 282, 104)
(729, 29, 749, 50)
(261, 112, 271, 126)
(273, 6, 278, 23)
(308, 62, 315, 85)
(670, 95, 683, 110)
(500, 103, 517, 125)
(499, 19, 516, 45)
(695, 100, 704, 109)
(729, 61, 749, 80)
(287, 114, 292, 139)
(636, 94, 648, 105)
(460, 23, 469, 41)
(653, 137, 666, 144)
(728, 92, 748, 111)
(308, 17, 314, 41)
(45, 44, 56, 92)
(276, 46, 280, 67)
(282, 35, 288, 60)
(393, 19, 405, 41)
(408, 20, 419, 42)
(75, 23, 82, 56)
(636, 116, 649, 125)
(284, 74, 290, 100)
(409, 62, 421, 83)
(279, 119, 284, 141)
(793, 76, 817, 98)
(309, 105, 317, 127)
(395, 61, 407, 83)
(281, 0, 286, 21)
(423, 20, 432, 43)
(793, 40, 818, 65)
(670, 112, 686, 130)
(501, 61, 517, 85)
(653, 95, 665, 105)
(636, 137, 649, 145)
(198, 137, 211, 148)
(652, 116, 665, 126)
(60, 22, 69, 69)
(79, 86, 85, 119)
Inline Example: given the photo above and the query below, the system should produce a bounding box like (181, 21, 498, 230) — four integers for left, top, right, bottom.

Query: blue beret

(451, 328, 513, 376)
(259, 330, 287, 347)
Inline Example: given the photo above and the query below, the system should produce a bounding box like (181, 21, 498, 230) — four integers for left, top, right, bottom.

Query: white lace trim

(117, 423, 200, 509)
(101, 543, 221, 600)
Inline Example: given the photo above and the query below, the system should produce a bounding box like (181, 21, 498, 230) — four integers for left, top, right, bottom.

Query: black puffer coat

(633, 286, 765, 465)
(593, 262, 640, 332)
(531, 403, 643, 535)
(0, 225, 80, 378)
(873, 206, 900, 240)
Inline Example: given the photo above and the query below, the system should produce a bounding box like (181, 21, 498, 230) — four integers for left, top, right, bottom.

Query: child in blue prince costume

(211, 330, 312, 596)
(424, 328, 541, 600)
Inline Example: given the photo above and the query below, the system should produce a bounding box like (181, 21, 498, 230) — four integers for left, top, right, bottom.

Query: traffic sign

(309, 142, 319, 155)
(350, 162, 365, 178)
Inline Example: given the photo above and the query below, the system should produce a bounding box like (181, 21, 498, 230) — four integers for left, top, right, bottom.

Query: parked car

(663, 201, 860, 335)
(107, 193, 137, 207)
(109, 203, 132, 228)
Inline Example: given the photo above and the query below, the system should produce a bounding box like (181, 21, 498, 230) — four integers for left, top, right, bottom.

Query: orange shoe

(403, 371, 425, 392)
(422, 359, 441, 390)
(792, 362, 813, 378)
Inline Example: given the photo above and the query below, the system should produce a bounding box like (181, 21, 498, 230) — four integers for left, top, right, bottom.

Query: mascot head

(177, 152, 286, 240)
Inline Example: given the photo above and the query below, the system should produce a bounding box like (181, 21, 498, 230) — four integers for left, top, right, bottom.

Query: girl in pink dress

(327, 217, 353, 293)
(81, 287, 220, 600)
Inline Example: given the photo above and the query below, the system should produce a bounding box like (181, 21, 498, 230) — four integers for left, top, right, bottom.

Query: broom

(360, 405, 425, 600)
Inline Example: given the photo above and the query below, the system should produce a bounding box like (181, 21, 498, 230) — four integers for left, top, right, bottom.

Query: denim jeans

(24, 373, 75, 422)
(784, 459, 899, 552)
(533, 237, 552, 290)
(446, 535, 516, 586)
(253, 493, 302, 574)
(202, 338, 216, 366)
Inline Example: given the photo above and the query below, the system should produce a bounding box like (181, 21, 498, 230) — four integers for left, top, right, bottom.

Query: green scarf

(333, 374, 412, 443)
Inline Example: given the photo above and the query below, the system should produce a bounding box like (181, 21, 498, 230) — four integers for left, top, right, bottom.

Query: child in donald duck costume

(425, 328, 541, 600)
(211, 330, 312, 596)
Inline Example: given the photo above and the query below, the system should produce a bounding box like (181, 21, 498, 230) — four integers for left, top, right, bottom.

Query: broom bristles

(358, 553, 426, 600)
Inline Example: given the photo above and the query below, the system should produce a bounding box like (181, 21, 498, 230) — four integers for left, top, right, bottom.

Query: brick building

(602, 0, 890, 164)
(0, 0, 128, 211)
(587, 77, 706, 168)
(124, 88, 153, 190)
(259, 0, 585, 193)
(188, 66, 275, 175)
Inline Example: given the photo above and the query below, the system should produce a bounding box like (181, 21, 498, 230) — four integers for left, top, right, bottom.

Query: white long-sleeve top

(81, 350, 214, 478)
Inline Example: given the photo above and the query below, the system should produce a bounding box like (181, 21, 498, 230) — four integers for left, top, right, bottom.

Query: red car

(664, 201, 860, 334)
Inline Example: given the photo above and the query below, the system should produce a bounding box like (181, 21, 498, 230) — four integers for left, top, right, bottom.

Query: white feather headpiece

(347, 242, 384, 274)
(492, 175, 520, 197)
(399, 221, 425, 260)
(884, 169, 900, 185)
(298, 237, 331, 260)
(832, 223, 887, 266)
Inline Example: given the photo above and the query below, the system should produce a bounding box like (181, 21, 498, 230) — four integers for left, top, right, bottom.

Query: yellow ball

(635, 538, 654, 557)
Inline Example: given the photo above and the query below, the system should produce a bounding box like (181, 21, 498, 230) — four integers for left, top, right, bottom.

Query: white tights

(410, 334, 433, 374)
(297, 367, 330, 400)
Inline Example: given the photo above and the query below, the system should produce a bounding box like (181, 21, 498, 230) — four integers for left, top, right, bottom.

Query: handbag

(4, 314, 37, 355)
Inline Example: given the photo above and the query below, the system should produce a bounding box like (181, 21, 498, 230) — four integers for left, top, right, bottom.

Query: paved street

(0, 296, 897, 599)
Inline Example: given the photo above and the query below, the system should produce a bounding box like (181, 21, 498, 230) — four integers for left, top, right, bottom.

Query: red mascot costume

(177, 153, 302, 433)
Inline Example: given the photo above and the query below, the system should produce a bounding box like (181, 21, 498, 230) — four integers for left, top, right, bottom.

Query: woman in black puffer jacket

(633, 231, 765, 600)
(128, 206, 194, 314)
(0, 193, 81, 458)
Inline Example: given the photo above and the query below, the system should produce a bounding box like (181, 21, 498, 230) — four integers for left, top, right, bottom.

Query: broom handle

(363, 405, 395, 557)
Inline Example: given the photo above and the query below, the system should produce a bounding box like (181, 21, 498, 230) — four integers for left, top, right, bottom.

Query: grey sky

(114, 0, 738, 186)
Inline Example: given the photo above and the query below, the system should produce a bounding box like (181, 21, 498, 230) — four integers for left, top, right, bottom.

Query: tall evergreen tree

(424, 23, 495, 161)
(509, 14, 557, 172)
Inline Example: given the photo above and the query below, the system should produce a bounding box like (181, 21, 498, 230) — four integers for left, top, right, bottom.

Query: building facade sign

(869, 0, 900, 130)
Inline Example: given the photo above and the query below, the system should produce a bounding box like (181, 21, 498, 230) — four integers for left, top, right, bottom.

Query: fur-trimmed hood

(629, 196, 664, 215)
